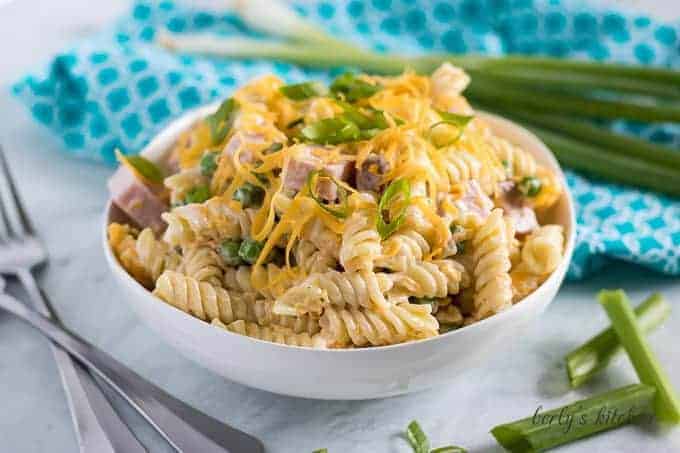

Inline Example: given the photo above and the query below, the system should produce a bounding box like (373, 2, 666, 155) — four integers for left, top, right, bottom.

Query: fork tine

(0, 176, 14, 240)
(0, 146, 34, 236)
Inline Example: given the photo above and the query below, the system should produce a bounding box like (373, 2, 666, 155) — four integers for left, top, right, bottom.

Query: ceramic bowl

(103, 105, 576, 400)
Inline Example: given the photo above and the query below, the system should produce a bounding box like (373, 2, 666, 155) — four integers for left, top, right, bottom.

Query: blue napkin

(12, 0, 680, 280)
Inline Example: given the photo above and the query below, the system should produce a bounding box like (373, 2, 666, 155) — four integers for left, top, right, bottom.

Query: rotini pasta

(471, 209, 513, 319)
(109, 65, 565, 348)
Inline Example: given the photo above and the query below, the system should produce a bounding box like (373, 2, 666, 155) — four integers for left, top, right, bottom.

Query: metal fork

(0, 147, 145, 452)
(0, 147, 265, 452)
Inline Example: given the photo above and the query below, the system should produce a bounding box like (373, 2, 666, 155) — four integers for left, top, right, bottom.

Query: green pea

(518, 176, 542, 197)
(200, 151, 219, 176)
(456, 240, 469, 254)
(450, 223, 462, 234)
(218, 239, 243, 266)
(184, 185, 211, 204)
(238, 238, 264, 264)
(232, 182, 265, 208)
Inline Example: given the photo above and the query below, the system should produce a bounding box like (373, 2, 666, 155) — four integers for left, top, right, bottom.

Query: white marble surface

(0, 1, 679, 452)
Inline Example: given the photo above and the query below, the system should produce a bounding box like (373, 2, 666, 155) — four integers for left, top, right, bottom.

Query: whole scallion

(599, 290, 680, 423)
(491, 384, 656, 452)
(566, 293, 671, 388)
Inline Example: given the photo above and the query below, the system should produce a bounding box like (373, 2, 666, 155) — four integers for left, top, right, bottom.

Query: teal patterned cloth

(12, 0, 680, 280)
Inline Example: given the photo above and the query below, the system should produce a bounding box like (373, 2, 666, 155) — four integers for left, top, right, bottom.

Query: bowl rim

(102, 104, 577, 354)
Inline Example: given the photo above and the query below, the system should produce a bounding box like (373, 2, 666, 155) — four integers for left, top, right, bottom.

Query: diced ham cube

(497, 181, 538, 235)
(284, 148, 354, 201)
(108, 167, 167, 233)
(455, 180, 493, 222)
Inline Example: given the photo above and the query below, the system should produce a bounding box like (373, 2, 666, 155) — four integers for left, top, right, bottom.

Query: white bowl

(103, 106, 576, 400)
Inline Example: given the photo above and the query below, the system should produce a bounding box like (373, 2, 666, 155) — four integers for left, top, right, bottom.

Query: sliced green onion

(517, 176, 542, 197)
(330, 72, 382, 102)
(183, 185, 211, 204)
(232, 182, 265, 208)
(206, 97, 238, 144)
(491, 383, 656, 452)
(429, 110, 473, 146)
(218, 239, 243, 266)
(599, 289, 680, 423)
(301, 117, 360, 145)
(286, 117, 305, 129)
(305, 170, 349, 218)
(406, 421, 429, 453)
(199, 151, 219, 176)
(377, 178, 410, 239)
(238, 238, 264, 264)
(566, 293, 671, 388)
(455, 240, 469, 254)
(431, 447, 467, 453)
(279, 81, 327, 100)
(117, 151, 164, 184)
(263, 142, 284, 153)
(311, 449, 328, 453)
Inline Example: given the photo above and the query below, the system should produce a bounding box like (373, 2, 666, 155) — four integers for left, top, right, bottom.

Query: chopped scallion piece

(517, 176, 542, 197)
(306, 170, 349, 218)
(233, 182, 265, 208)
(429, 110, 473, 146)
(279, 81, 327, 100)
(238, 238, 264, 265)
(264, 142, 284, 153)
(116, 150, 164, 184)
(200, 151, 219, 176)
(206, 97, 238, 145)
(566, 293, 671, 388)
(301, 117, 360, 145)
(183, 185, 211, 204)
(599, 290, 680, 423)
(330, 72, 382, 102)
(456, 240, 468, 254)
(406, 421, 429, 453)
(431, 447, 467, 453)
(491, 383, 656, 452)
(311, 449, 328, 453)
(286, 117, 305, 129)
(218, 239, 243, 266)
(377, 178, 410, 239)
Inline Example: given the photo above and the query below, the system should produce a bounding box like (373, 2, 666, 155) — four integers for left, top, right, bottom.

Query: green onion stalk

(599, 290, 680, 424)
(491, 384, 656, 452)
(565, 293, 671, 388)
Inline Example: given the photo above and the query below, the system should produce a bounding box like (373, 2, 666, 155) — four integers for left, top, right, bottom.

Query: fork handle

(0, 291, 264, 453)
(16, 269, 146, 453)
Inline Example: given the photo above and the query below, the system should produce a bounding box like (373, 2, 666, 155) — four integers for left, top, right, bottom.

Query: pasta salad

(108, 64, 565, 349)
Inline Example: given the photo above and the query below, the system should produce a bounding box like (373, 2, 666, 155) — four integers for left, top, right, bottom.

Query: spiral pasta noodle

(178, 246, 224, 287)
(162, 197, 252, 247)
(471, 209, 513, 319)
(213, 319, 327, 348)
(320, 301, 439, 347)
